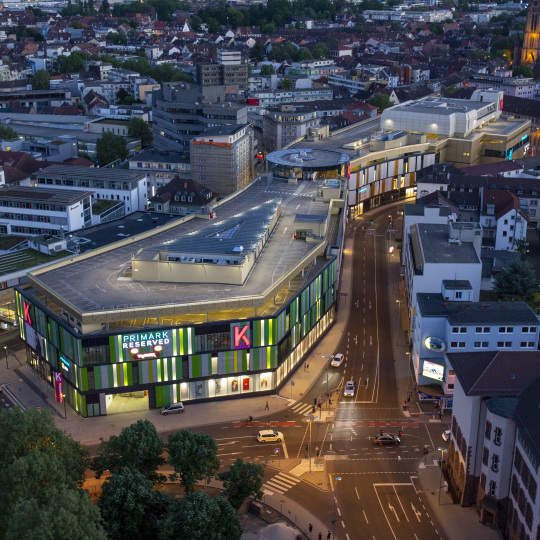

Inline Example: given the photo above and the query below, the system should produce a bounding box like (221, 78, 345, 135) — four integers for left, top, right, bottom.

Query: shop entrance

(105, 391, 149, 414)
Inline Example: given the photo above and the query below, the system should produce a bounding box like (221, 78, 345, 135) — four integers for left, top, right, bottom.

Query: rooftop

(129, 149, 190, 164)
(266, 148, 350, 169)
(0, 186, 94, 204)
(442, 279, 472, 290)
(34, 165, 147, 182)
(417, 293, 538, 325)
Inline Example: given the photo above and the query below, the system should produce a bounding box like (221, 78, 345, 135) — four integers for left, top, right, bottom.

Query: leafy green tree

(299, 48, 313, 61)
(313, 42, 331, 59)
(160, 491, 242, 540)
(167, 430, 220, 493)
(71, 20, 84, 29)
(513, 65, 534, 78)
(250, 41, 266, 63)
(268, 46, 286, 62)
(0, 125, 19, 140)
(282, 77, 292, 89)
(207, 17, 221, 34)
(59, 52, 85, 74)
(0, 408, 98, 539)
(494, 259, 538, 301)
(100, 0, 110, 12)
(218, 459, 264, 513)
(116, 87, 130, 103)
(429, 22, 444, 35)
(15, 26, 44, 41)
(369, 93, 393, 114)
(128, 117, 153, 147)
(443, 85, 457, 97)
(31, 69, 51, 90)
(260, 64, 275, 75)
(7, 489, 107, 540)
(92, 419, 165, 482)
(261, 23, 276, 34)
(98, 468, 169, 540)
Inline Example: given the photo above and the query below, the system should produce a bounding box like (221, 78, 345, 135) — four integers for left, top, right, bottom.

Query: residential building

(0, 186, 93, 236)
(32, 165, 149, 216)
(128, 149, 190, 197)
(248, 88, 334, 108)
(87, 118, 131, 138)
(470, 74, 535, 99)
(190, 124, 254, 195)
(363, 9, 452, 22)
(196, 49, 249, 93)
(446, 352, 540, 536)
(262, 104, 319, 151)
(152, 82, 249, 155)
(413, 290, 539, 396)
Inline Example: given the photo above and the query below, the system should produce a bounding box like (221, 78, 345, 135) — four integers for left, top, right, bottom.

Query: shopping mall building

(15, 155, 348, 417)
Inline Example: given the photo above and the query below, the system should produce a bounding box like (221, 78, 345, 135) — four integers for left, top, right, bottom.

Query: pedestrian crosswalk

(262, 471, 300, 496)
(289, 401, 313, 416)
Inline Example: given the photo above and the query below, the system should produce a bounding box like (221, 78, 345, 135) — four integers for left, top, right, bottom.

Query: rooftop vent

(232, 245, 244, 253)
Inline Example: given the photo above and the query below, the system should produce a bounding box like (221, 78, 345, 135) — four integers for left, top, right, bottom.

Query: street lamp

(322, 354, 334, 404)
(306, 413, 318, 473)
(62, 393, 67, 419)
(333, 476, 342, 540)
(4, 346, 7, 370)
(406, 351, 412, 402)
(437, 447, 446, 505)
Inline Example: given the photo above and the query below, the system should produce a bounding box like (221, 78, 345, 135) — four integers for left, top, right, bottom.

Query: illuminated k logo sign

(234, 325, 250, 348)
(23, 302, 31, 325)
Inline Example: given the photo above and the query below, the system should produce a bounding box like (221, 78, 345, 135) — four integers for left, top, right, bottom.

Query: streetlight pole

(322, 354, 334, 404)
(406, 351, 411, 402)
(306, 413, 318, 473)
(333, 476, 342, 540)
(438, 447, 446, 505)
(4, 346, 7, 370)
(62, 394, 67, 419)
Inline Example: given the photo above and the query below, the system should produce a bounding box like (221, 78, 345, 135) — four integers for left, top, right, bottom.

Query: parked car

(331, 353, 344, 367)
(442, 430, 451, 442)
(257, 430, 284, 443)
(343, 381, 355, 397)
(160, 402, 185, 415)
(373, 434, 401, 445)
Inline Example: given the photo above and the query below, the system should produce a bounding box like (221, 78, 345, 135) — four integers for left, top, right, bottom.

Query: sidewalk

(417, 457, 499, 540)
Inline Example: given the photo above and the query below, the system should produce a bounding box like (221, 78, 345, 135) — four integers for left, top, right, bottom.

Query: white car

(442, 430, 451, 442)
(331, 353, 344, 367)
(343, 381, 355, 397)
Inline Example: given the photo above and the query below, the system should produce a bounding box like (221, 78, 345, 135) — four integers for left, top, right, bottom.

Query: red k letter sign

(23, 301, 32, 325)
(232, 323, 250, 349)
(54, 372, 63, 403)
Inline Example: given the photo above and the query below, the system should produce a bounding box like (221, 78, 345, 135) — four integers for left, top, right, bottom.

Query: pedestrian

(398, 455, 402, 464)
(318, 533, 322, 540)
(264, 401, 269, 410)
(304, 362, 307, 371)
(327, 532, 331, 540)
(306, 362, 309, 371)
(438, 410, 442, 420)
(309, 523, 313, 535)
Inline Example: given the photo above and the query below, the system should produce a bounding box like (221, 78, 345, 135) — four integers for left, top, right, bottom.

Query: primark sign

(122, 331, 173, 360)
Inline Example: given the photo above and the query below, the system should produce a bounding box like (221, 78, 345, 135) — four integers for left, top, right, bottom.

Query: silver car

(344, 381, 355, 397)
(161, 402, 185, 415)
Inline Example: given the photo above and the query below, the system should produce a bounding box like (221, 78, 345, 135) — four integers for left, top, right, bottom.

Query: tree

(261, 23, 276, 34)
(429, 22, 444, 35)
(249, 41, 266, 63)
(443, 85, 457, 97)
(100, 0, 110, 12)
(494, 259, 538, 301)
(260, 64, 275, 76)
(59, 52, 85, 74)
(167, 430, 220, 493)
(218, 459, 264, 513)
(128, 117, 153, 147)
(98, 468, 168, 540)
(116, 87, 131, 104)
(31, 69, 51, 90)
(71, 20, 84, 29)
(312, 42, 331, 59)
(0, 125, 19, 141)
(7, 489, 107, 540)
(369, 93, 393, 114)
(160, 491, 242, 540)
(513, 65, 534, 78)
(91, 419, 165, 482)
(0, 408, 97, 539)
(282, 77, 292, 89)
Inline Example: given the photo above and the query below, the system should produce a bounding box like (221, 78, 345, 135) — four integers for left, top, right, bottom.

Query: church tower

(521, 0, 540, 65)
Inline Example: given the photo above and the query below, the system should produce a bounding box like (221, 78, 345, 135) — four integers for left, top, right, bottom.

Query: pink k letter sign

(54, 372, 63, 403)
(232, 323, 250, 349)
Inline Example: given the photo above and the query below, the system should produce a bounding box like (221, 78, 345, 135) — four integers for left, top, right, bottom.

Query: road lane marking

(394, 486, 409, 522)
(355, 487, 360, 499)
(363, 510, 369, 524)
(282, 439, 289, 459)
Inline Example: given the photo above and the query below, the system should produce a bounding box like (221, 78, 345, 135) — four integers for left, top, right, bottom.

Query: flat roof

(34, 165, 147, 181)
(390, 97, 487, 115)
(27, 178, 335, 319)
(266, 148, 349, 169)
(417, 223, 480, 265)
(0, 186, 94, 204)
(129, 150, 190, 164)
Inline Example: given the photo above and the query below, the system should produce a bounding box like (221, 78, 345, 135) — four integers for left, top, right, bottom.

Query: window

(499, 327, 514, 333)
(476, 327, 490, 334)
(489, 480, 497, 496)
(492, 454, 500, 472)
(522, 327, 536, 333)
(503, 231, 507, 237)
(485, 421, 492, 439)
(497, 341, 512, 348)
(481, 473, 486, 489)
(474, 341, 489, 348)
(520, 342, 535, 348)
(483, 446, 489, 466)
(455, 291, 462, 299)
(494, 427, 502, 445)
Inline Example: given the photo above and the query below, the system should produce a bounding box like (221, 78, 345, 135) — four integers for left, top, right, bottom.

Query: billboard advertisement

(120, 330, 174, 361)
(231, 322, 251, 350)
(26, 323, 46, 359)
(422, 360, 445, 382)
(54, 372, 63, 403)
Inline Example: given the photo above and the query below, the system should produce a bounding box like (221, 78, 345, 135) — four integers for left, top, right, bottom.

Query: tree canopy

(494, 259, 538, 301)
(91, 419, 165, 482)
(369, 93, 393, 114)
(0, 408, 103, 539)
(218, 459, 264, 513)
(167, 430, 220, 493)
(32, 69, 51, 90)
(260, 64, 276, 76)
(513, 65, 534, 78)
(58, 52, 85, 74)
(0, 125, 19, 141)
(128, 117, 153, 147)
(160, 491, 242, 540)
(96, 132, 128, 166)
